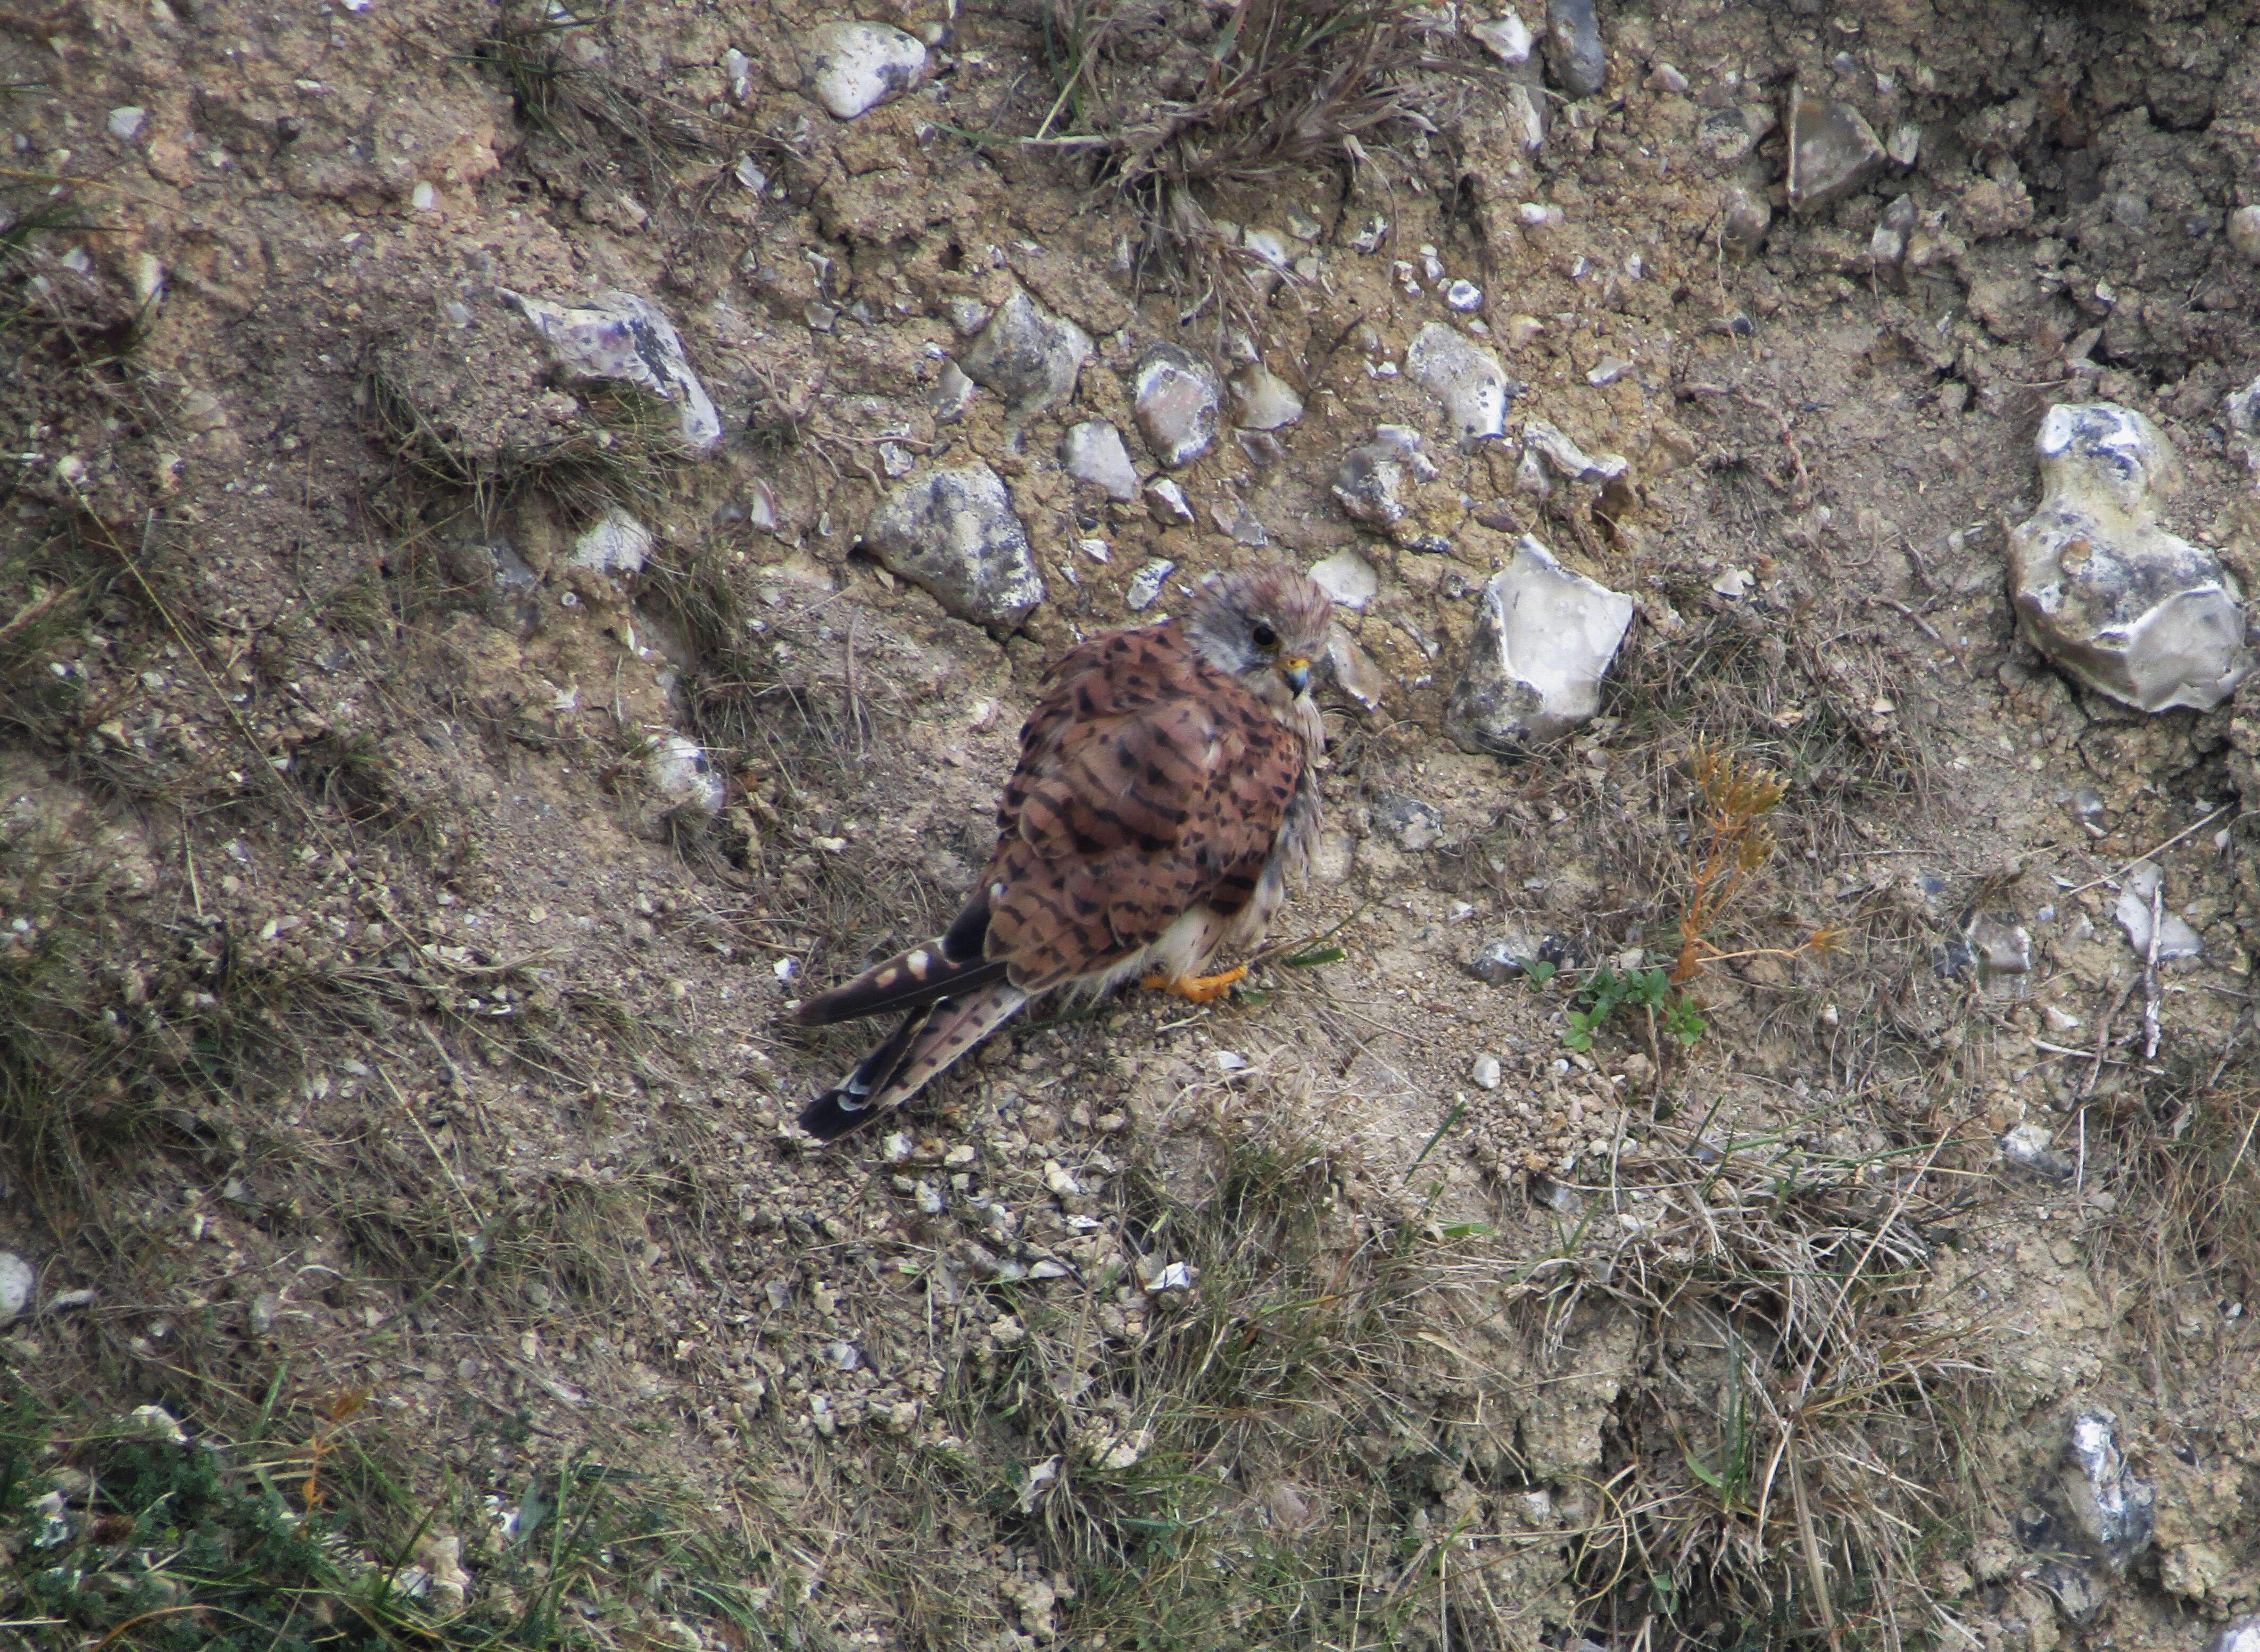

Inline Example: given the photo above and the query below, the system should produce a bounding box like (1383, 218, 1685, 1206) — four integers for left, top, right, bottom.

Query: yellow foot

(1139, 965, 1247, 1005)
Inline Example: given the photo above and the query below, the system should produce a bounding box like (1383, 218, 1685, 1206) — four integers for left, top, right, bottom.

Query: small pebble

(2228, 205, 2260, 265)
(1125, 559, 1174, 612)
(1471, 1053, 1503, 1091)
(107, 106, 146, 142)
(0, 1253, 32, 1324)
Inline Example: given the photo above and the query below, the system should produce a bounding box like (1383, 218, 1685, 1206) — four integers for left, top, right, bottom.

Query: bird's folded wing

(988, 692, 1294, 989)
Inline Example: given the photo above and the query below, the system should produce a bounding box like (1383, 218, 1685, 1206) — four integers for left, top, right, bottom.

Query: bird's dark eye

(1251, 622, 1278, 650)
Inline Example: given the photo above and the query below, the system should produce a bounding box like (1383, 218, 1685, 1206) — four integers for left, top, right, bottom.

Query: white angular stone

(1229, 364, 1303, 430)
(1333, 423, 1436, 529)
(1446, 536, 1634, 751)
(2008, 402, 2253, 712)
(1309, 550, 1379, 610)
(1133, 344, 1221, 468)
(1125, 558, 1174, 612)
(2115, 862, 2203, 961)
(864, 464, 1045, 626)
(107, 106, 146, 141)
(1406, 323, 1513, 447)
(1144, 478, 1195, 525)
(1062, 420, 1140, 500)
(1323, 625, 1389, 710)
(572, 507, 651, 574)
(803, 21, 927, 120)
(1786, 85, 1886, 214)
(1469, 10, 1532, 63)
(498, 288, 722, 454)
(647, 733, 724, 816)
(962, 288, 1089, 420)
(1471, 1053, 1503, 1090)
(1522, 419, 1628, 484)
(931, 361, 974, 423)
(2228, 205, 2260, 265)
(0, 1253, 32, 1325)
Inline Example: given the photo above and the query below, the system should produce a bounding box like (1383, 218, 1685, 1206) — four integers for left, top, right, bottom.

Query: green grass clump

(0, 1379, 822, 1651)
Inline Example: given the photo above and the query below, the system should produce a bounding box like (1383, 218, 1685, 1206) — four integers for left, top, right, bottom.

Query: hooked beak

(1280, 655, 1311, 695)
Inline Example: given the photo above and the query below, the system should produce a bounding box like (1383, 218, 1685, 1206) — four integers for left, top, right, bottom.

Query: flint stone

(2115, 862, 2203, 961)
(931, 362, 974, 423)
(1543, 0, 1604, 97)
(1470, 10, 1533, 65)
(1332, 426, 1434, 526)
(1126, 558, 1174, 612)
(803, 21, 928, 119)
(647, 733, 724, 816)
(1133, 344, 1221, 468)
(1786, 87, 1887, 214)
(1721, 184, 1771, 252)
(1230, 364, 1303, 430)
(1446, 536, 1633, 751)
(0, 1252, 32, 1324)
(572, 507, 652, 574)
(1521, 419, 1628, 489)
(2062, 1407, 2155, 1572)
(2007, 403, 2253, 713)
(1144, 478, 1195, 525)
(864, 465, 1045, 626)
(2209, 1620, 2260, 1652)
(1063, 420, 1140, 501)
(963, 288, 1089, 421)
(1324, 625, 1388, 710)
(1309, 550, 1379, 610)
(499, 288, 722, 454)
(1406, 323, 1514, 447)
(2228, 205, 2260, 265)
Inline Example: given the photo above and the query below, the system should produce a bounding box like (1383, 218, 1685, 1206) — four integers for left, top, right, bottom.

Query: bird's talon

(1141, 965, 1247, 1004)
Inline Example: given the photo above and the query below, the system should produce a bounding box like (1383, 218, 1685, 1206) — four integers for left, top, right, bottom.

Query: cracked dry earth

(5, 0, 2260, 1648)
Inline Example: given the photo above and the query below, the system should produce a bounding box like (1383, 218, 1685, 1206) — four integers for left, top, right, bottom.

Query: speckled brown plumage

(986, 623, 1305, 988)
(794, 566, 1332, 1142)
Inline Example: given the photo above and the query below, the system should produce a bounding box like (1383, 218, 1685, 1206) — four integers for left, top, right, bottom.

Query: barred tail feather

(792, 893, 1000, 1026)
(796, 982, 1028, 1142)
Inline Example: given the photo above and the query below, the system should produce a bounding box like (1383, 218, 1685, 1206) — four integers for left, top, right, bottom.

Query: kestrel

(793, 566, 1334, 1142)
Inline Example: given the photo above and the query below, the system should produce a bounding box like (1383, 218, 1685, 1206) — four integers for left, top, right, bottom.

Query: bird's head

(1186, 566, 1334, 709)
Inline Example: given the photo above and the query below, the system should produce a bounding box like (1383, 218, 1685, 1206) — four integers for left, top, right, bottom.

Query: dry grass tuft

(2089, 1060, 2260, 1334)
(1518, 1112, 1989, 1648)
(359, 363, 689, 533)
(1023, 0, 1484, 332)
(852, 1117, 1487, 1650)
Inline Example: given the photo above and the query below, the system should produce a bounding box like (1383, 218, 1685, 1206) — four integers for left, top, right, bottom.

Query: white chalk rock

(572, 507, 652, 574)
(1309, 550, 1379, 610)
(499, 288, 722, 455)
(1446, 536, 1634, 751)
(1331, 425, 1434, 526)
(1133, 344, 1221, 468)
(1522, 418, 1629, 485)
(1230, 364, 1303, 431)
(0, 1253, 32, 1325)
(1324, 625, 1389, 710)
(647, 733, 725, 816)
(864, 464, 1046, 626)
(803, 21, 928, 119)
(2115, 862, 2203, 961)
(1406, 323, 1514, 447)
(1062, 420, 1140, 501)
(963, 287, 1089, 421)
(2008, 402, 2253, 713)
